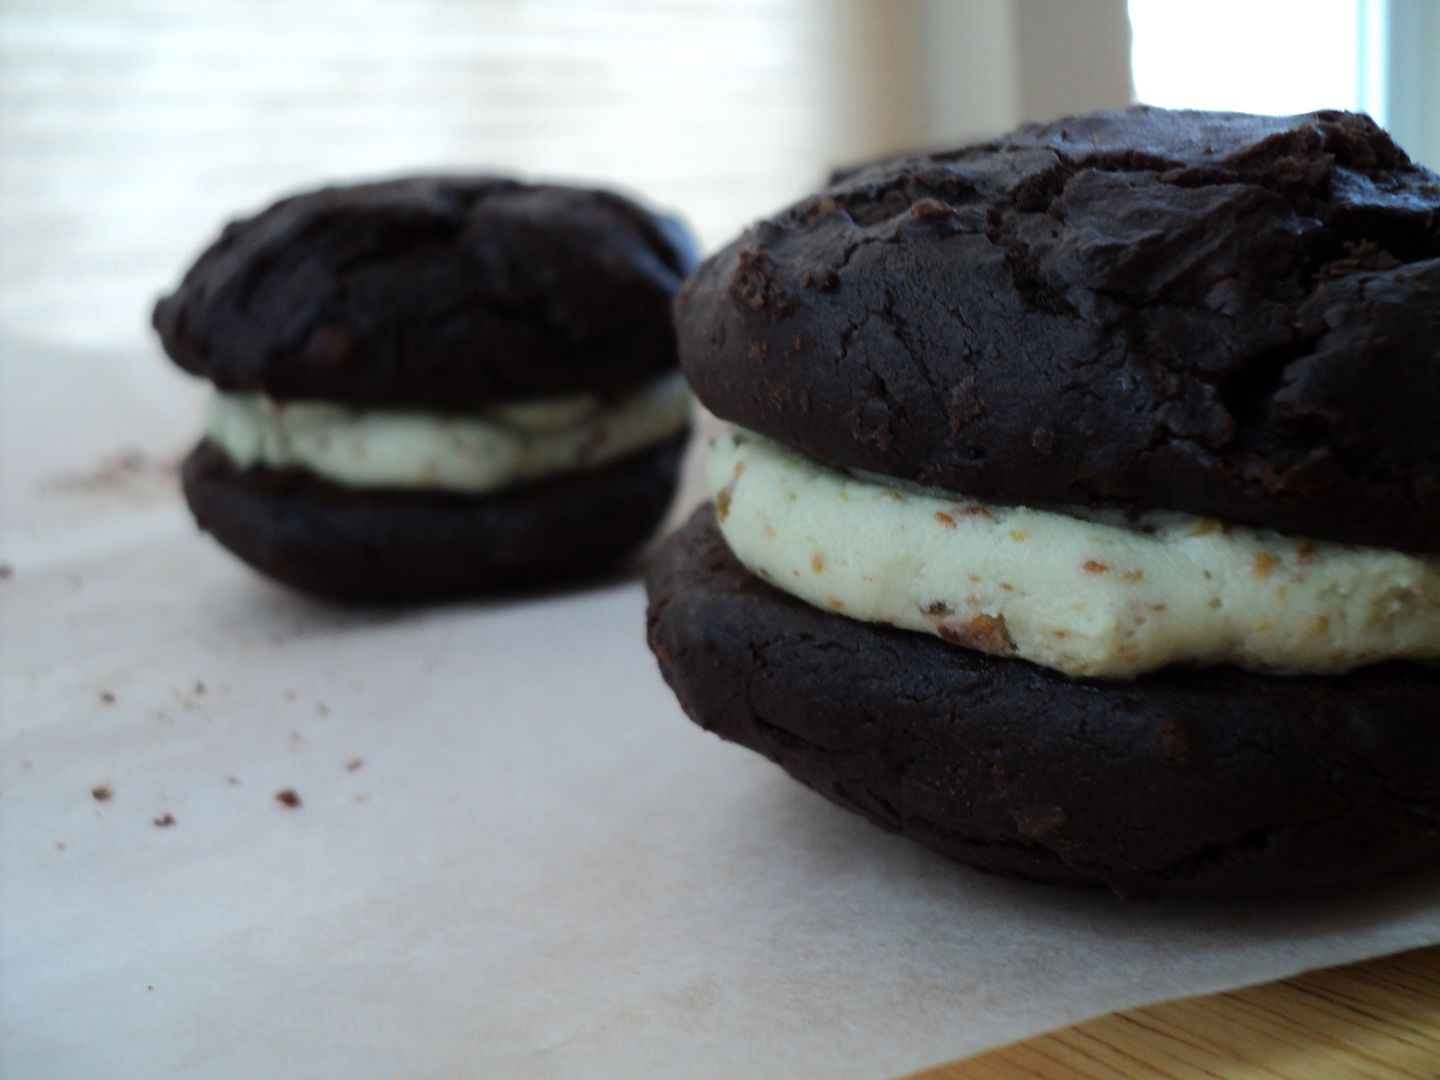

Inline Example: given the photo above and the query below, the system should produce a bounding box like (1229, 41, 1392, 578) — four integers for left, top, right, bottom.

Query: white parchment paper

(3, 335, 1438, 1080)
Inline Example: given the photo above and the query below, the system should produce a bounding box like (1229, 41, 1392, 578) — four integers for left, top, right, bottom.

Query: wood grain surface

(912, 946, 1440, 1079)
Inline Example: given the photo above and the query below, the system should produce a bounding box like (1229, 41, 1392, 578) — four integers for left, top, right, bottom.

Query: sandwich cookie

(649, 108, 1440, 894)
(156, 177, 697, 599)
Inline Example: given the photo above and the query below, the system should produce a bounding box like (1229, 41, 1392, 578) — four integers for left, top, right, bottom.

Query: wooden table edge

(906, 944, 1440, 1079)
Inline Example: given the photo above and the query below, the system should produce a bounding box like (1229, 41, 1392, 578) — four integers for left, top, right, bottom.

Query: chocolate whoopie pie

(648, 108, 1440, 895)
(156, 177, 697, 600)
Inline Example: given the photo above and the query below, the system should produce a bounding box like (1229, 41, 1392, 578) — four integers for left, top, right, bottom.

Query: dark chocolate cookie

(676, 108, 1440, 551)
(184, 433, 686, 601)
(156, 177, 697, 408)
(646, 507, 1440, 895)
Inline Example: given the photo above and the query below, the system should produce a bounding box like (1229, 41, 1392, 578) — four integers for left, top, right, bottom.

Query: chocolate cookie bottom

(646, 507, 1440, 895)
(183, 433, 686, 601)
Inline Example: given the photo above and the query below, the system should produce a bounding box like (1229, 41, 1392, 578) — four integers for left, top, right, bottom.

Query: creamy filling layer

(708, 429, 1440, 679)
(204, 373, 690, 495)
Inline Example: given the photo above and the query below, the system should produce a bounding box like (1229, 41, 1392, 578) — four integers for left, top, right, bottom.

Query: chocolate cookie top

(677, 108, 1440, 550)
(156, 177, 698, 408)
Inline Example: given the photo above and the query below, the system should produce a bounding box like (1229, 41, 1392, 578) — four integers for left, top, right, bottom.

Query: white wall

(921, 0, 1133, 145)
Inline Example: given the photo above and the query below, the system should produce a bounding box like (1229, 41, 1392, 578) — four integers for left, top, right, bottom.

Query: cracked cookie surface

(157, 177, 698, 409)
(645, 507, 1440, 895)
(676, 107, 1440, 550)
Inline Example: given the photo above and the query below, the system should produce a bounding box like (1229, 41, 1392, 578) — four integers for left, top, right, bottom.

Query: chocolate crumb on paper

(91, 785, 112, 802)
(0, 563, 12, 580)
(275, 789, 302, 808)
(152, 813, 176, 828)
(100, 690, 116, 704)
(345, 758, 364, 772)
(44, 448, 181, 496)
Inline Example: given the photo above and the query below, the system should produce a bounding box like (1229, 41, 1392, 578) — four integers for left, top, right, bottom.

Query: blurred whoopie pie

(156, 177, 697, 600)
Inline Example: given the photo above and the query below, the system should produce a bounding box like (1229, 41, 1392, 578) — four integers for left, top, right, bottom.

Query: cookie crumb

(0, 563, 12, 580)
(47, 448, 163, 493)
(225, 775, 241, 786)
(153, 813, 175, 828)
(100, 690, 116, 704)
(91, 785, 112, 802)
(55, 841, 66, 851)
(193, 680, 206, 695)
(275, 789, 302, 809)
(345, 758, 364, 772)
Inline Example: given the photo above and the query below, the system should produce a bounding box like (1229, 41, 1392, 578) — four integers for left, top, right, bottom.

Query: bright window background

(1129, 0, 1373, 117)
(0, 0, 846, 351)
